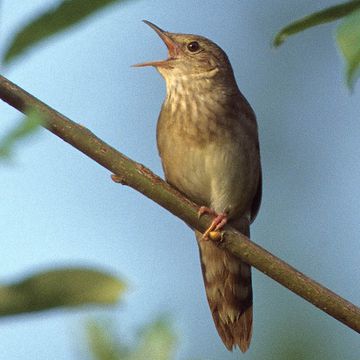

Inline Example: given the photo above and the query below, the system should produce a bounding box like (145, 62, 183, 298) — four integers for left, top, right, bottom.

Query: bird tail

(195, 220, 252, 352)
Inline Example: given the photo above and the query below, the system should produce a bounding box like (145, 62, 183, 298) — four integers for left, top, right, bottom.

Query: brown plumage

(135, 21, 262, 352)
(196, 218, 253, 352)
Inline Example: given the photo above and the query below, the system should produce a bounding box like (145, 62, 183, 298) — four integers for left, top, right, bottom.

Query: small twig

(0, 74, 359, 333)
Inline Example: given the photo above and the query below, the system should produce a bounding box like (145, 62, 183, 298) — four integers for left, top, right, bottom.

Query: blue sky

(1, 1, 360, 359)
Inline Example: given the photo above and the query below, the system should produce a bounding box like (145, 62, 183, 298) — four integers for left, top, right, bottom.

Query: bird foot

(198, 207, 228, 240)
(198, 206, 216, 218)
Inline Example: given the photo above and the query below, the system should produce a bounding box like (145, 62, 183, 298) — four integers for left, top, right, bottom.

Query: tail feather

(195, 221, 253, 352)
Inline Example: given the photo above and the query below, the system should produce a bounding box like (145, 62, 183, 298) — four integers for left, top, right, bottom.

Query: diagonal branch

(0, 74, 359, 333)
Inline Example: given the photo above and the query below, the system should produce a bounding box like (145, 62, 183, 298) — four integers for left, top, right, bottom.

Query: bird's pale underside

(135, 20, 262, 352)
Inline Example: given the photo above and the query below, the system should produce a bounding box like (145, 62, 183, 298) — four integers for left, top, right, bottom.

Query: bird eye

(187, 41, 200, 52)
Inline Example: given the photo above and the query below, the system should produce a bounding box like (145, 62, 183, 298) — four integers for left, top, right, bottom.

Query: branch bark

(0, 74, 359, 333)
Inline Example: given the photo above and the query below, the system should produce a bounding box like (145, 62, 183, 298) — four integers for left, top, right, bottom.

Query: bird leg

(198, 206, 228, 240)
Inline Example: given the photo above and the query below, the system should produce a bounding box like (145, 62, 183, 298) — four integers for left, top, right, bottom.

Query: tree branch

(0, 74, 359, 333)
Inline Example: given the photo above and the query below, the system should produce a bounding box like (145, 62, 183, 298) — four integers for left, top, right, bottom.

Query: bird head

(134, 20, 234, 81)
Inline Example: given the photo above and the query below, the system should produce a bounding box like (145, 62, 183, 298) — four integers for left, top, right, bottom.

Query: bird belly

(159, 137, 258, 219)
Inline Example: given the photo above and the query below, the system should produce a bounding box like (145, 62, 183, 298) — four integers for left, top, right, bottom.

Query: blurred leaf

(86, 316, 177, 360)
(3, 0, 126, 64)
(0, 108, 44, 159)
(87, 320, 128, 360)
(129, 316, 176, 360)
(0, 267, 126, 316)
(273, 0, 360, 47)
(336, 9, 360, 89)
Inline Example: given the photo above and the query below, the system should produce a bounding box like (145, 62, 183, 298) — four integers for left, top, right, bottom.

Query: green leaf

(336, 9, 360, 89)
(0, 267, 126, 316)
(273, 0, 360, 47)
(0, 108, 44, 159)
(3, 0, 125, 64)
(86, 316, 177, 360)
(130, 316, 177, 360)
(86, 320, 129, 360)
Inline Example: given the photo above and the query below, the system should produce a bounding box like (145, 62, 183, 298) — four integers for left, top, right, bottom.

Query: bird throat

(164, 69, 225, 117)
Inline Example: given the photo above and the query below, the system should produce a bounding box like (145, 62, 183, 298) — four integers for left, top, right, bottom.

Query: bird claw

(198, 207, 228, 240)
(198, 206, 217, 219)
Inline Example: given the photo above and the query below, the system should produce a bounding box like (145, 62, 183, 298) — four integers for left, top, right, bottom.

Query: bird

(134, 20, 262, 352)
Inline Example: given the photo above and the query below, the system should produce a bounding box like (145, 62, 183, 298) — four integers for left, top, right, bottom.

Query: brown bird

(135, 20, 262, 352)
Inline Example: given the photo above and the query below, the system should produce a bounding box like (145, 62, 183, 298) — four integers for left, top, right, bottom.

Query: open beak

(133, 20, 180, 68)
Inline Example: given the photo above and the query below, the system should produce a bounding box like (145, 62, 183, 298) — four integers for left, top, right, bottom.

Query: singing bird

(135, 21, 262, 352)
